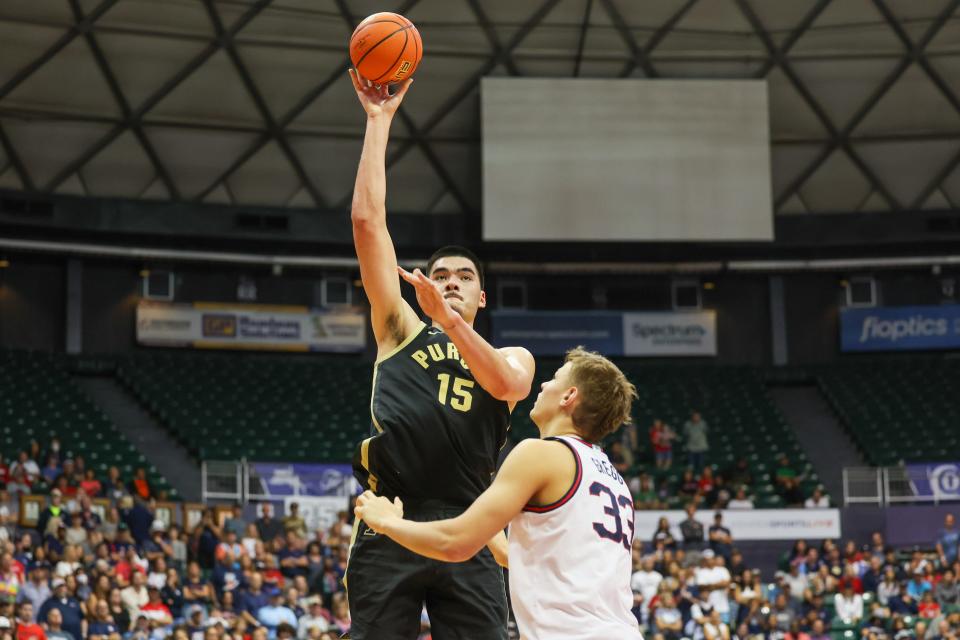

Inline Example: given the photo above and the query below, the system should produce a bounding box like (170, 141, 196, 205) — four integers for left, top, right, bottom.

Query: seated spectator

(652, 517, 677, 550)
(888, 583, 919, 616)
(257, 589, 297, 640)
(725, 458, 754, 490)
(329, 592, 350, 636)
(10, 451, 40, 486)
(224, 505, 247, 539)
(607, 441, 632, 475)
(79, 470, 102, 498)
(679, 470, 699, 500)
(41, 455, 61, 485)
(282, 504, 307, 539)
(44, 607, 74, 640)
(6, 465, 33, 498)
(37, 490, 67, 537)
(703, 608, 731, 640)
(808, 618, 829, 640)
(633, 474, 661, 510)
(775, 455, 797, 487)
(631, 557, 662, 624)
(296, 595, 331, 638)
(780, 478, 805, 507)
(140, 585, 173, 628)
(104, 467, 128, 502)
(837, 565, 863, 594)
(918, 590, 941, 619)
(781, 564, 808, 606)
(653, 591, 683, 640)
(64, 514, 87, 548)
(727, 486, 754, 510)
(908, 568, 933, 600)
(15, 602, 45, 640)
(38, 578, 83, 640)
(256, 505, 284, 544)
(87, 600, 119, 640)
(121, 570, 149, 622)
(834, 583, 863, 624)
(936, 568, 960, 609)
(129, 468, 153, 501)
(698, 467, 716, 497)
(650, 419, 676, 470)
(707, 474, 732, 509)
(804, 488, 829, 509)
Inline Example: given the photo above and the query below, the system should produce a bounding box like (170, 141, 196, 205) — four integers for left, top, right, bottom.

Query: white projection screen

(481, 78, 773, 242)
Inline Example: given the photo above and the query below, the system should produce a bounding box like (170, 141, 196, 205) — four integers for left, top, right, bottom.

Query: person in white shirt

(804, 487, 830, 509)
(296, 598, 331, 639)
(781, 564, 809, 604)
(630, 557, 663, 625)
(703, 608, 731, 640)
(834, 583, 864, 623)
(121, 571, 149, 623)
(727, 486, 755, 510)
(356, 348, 643, 640)
(695, 550, 732, 623)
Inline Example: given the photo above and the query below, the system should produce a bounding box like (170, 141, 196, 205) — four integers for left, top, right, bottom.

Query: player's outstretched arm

(398, 266, 535, 402)
(349, 70, 420, 350)
(356, 439, 557, 562)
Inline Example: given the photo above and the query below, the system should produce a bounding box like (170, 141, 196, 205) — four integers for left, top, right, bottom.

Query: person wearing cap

(37, 577, 84, 640)
(296, 596, 331, 639)
(139, 585, 173, 628)
(256, 588, 297, 640)
(15, 601, 46, 640)
(18, 561, 51, 616)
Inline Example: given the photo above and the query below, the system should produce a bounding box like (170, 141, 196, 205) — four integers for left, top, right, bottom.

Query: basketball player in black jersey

(344, 70, 536, 640)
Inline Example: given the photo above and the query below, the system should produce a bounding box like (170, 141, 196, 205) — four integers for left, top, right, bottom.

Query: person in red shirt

(837, 565, 863, 594)
(139, 586, 173, 628)
(649, 419, 675, 470)
(15, 602, 46, 640)
(698, 466, 716, 495)
(79, 470, 102, 498)
(918, 591, 941, 619)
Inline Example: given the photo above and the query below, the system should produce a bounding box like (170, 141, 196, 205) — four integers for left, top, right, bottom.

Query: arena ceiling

(0, 0, 959, 219)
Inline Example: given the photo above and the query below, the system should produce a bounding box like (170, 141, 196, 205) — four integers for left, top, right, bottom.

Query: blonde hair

(565, 347, 638, 443)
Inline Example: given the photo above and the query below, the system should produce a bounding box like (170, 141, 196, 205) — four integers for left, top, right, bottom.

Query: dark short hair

(426, 245, 484, 288)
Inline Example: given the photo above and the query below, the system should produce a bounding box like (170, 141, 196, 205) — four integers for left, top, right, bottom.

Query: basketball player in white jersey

(355, 346, 643, 640)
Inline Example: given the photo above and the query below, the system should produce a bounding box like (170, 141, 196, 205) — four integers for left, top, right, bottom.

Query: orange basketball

(349, 12, 422, 84)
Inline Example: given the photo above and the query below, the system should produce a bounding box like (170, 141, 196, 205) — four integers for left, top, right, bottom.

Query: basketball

(349, 12, 422, 85)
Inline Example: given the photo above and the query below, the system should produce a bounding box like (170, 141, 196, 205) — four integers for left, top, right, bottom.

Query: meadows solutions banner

(840, 304, 960, 352)
(136, 301, 366, 352)
(906, 462, 960, 502)
(634, 508, 841, 541)
(491, 310, 716, 356)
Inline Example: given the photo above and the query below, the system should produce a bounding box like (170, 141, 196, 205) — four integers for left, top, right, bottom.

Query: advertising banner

(840, 305, 960, 352)
(136, 301, 366, 352)
(906, 463, 960, 501)
(622, 311, 717, 356)
(249, 463, 362, 498)
(491, 311, 623, 356)
(633, 508, 841, 540)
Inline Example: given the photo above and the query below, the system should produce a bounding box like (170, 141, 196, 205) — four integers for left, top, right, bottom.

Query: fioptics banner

(249, 463, 362, 498)
(633, 508, 841, 541)
(840, 305, 960, 352)
(906, 463, 960, 501)
(491, 310, 716, 357)
(136, 301, 366, 352)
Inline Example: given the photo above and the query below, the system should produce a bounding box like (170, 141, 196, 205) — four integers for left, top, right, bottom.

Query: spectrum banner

(491, 310, 716, 357)
(634, 508, 841, 541)
(136, 301, 366, 352)
(906, 463, 960, 501)
(249, 462, 362, 498)
(840, 304, 960, 352)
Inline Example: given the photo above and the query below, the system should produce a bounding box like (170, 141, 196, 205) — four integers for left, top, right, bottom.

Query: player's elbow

(438, 535, 478, 563)
(350, 200, 385, 227)
(489, 375, 532, 402)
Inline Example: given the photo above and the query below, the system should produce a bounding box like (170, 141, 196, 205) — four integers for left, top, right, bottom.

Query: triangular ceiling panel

(855, 140, 959, 208)
(513, 0, 591, 60)
(0, 168, 23, 190)
(926, 56, 960, 109)
(384, 146, 444, 212)
(406, 0, 491, 56)
(213, 1, 253, 33)
(766, 68, 828, 139)
(2, 118, 112, 187)
(791, 58, 902, 130)
(579, 0, 630, 61)
(148, 50, 263, 127)
(145, 126, 258, 198)
(338, 0, 407, 22)
(770, 144, 824, 200)
(609, 0, 695, 51)
(656, 0, 764, 55)
(921, 188, 952, 210)
(942, 162, 960, 206)
(791, 0, 904, 55)
(96, 32, 210, 112)
(139, 177, 171, 200)
(288, 71, 367, 135)
(97, 0, 214, 37)
(884, 0, 954, 44)
(403, 54, 493, 129)
(202, 183, 233, 205)
(798, 148, 872, 213)
(858, 190, 891, 212)
(855, 64, 960, 136)
(56, 173, 87, 196)
(0, 0, 73, 23)
(237, 44, 345, 119)
(79, 130, 156, 198)
(925, 16, 960, 55)
(776, 193, 809, 215)
(285, 186, 314, 208)
(513, 58, 577, 77)
(745, 0, 820, 46)
(0, 23, 69, 92)
(3, 38, 120, 118)
(652, 59, 764, 78)
(240, 2, 352, 46)
(431, 142, 479, 210)
(429, 191, 463, 214)
(431, 87, 479, 136)
(287, 136, 364, 205)
(225, 140, 303, 206)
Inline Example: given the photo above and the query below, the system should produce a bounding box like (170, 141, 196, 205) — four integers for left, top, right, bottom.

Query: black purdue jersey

(353, 322, 512, 507)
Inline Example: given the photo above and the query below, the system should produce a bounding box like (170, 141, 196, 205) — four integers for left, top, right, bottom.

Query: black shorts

(344, 506, 507, 640)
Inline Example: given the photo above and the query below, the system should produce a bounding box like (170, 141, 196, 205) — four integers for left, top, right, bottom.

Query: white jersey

(508, 436, 643, 640)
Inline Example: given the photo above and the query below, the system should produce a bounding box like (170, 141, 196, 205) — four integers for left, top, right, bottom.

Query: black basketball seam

(372, 26, 411, 83)
(354, 24, 410, 73)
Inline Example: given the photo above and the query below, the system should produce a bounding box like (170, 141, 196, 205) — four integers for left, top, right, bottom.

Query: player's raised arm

(349, 70, 420, 349)
(355, 438, 566, 562)
(398, 266, 535, 401)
